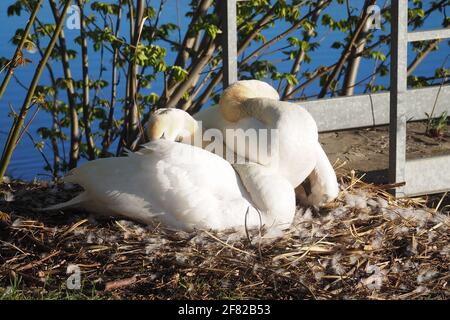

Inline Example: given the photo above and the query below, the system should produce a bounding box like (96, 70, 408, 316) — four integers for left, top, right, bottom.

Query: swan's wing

(243, 99, 320, 187)
(41, 192, 89, 211)
(136, 140, 254, 229)
(233, 163, 296, 230)
(53, 140, 256, 230)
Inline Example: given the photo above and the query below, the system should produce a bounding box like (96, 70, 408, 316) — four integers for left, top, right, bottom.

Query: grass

(0, 275, 105, 300)
(0, 168, 449, 300)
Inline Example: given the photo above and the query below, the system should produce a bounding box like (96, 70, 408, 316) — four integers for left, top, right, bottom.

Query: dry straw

(0, 168, 448, 299)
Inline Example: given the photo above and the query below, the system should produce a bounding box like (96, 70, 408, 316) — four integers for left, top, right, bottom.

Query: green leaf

(171, 66, 188, 82)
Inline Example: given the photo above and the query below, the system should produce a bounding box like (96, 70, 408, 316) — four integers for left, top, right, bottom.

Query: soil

(320, 121, 450, 185)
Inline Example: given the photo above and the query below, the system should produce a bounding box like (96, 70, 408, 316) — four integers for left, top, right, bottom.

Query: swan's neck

(239, 97, 282, 125)
(193, 105, 230, 129)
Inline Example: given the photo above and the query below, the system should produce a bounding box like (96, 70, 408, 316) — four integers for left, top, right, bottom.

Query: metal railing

(221, 0, 450, 196)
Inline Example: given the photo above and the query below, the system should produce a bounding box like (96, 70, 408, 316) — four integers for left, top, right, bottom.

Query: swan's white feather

(233, 163, 295, 229)
(195, 83, 338, 206)
(46, 140, 274, 231)
(47, 80, 338, 231)
(295, 142, 340, 206)
(196, 99, 319, 188)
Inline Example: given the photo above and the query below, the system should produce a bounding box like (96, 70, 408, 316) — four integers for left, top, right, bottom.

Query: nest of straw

(0, 170, 448, 300)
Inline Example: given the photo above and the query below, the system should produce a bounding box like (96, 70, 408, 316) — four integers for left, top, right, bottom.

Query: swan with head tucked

(45, 109, 296, 231)
(153, 80, 339, 206)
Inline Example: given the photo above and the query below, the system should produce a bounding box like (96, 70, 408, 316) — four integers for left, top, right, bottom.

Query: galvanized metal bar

(389, 0, 408, 196)
(298, 85, 450, 132)
(404, 155, 450, 196)
(221, 0, 238, 88)
(408, 28, 450, 42)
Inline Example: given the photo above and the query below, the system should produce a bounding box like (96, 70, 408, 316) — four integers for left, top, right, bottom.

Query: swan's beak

(159, 132, 182, 142)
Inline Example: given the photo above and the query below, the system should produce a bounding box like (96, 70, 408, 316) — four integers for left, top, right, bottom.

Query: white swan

(45, 113, 296, 231)
(150, 80, 339, 206)
(211, 80, 339, 205)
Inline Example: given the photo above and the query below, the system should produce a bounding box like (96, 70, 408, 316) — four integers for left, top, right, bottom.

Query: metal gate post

(221, 0, 238, 88)
(389, 0, 408, 196)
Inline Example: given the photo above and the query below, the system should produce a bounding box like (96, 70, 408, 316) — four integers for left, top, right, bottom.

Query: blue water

(0, 0, 448, 180)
